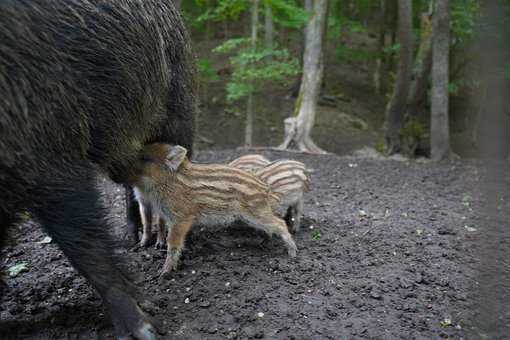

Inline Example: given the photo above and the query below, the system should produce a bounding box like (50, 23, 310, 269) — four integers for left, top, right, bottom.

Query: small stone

(243, 326, 257, 338)
(370, 291, 382, 300)
(37, 236, 53, 244)
(199, 300, 211, 308)
(184, 298, 190, 304)
(464, 225, 477, 232)
(257, 312, 264, 318)
(399, 277, 412, 289)
(225, 282, 231, 287)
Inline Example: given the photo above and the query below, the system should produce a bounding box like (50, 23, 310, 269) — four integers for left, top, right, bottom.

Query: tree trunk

(278, 0, 328, 154)
(264, 3, 274, 50)
(245, 0, 259, 147)
(402, 6, 434, 156)
(430, 0, 451, 161)
(373, 0, 386, 94)
(407, 11, 433, 120)
(173, 0, 182, 11)
(384, 0, 413, 155)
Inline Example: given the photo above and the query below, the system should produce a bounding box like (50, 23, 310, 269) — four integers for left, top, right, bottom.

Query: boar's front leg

(161, 216, 194, 277)
(30, 162, 156, 340)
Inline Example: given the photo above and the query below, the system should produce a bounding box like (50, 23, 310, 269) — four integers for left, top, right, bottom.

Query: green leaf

(8, 263, 29, 277)
(197, 58, 219, 82)
(213, 38, 250, 53)
(440, 318, 452, 328)
(37, 236, 53, 244)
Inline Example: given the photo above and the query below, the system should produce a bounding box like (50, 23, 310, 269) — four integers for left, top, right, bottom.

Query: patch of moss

(374, 140, 386, 154)
(402, 119, 425, 139)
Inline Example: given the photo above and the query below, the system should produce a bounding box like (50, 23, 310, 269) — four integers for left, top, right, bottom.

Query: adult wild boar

(0, 1, 194, 339)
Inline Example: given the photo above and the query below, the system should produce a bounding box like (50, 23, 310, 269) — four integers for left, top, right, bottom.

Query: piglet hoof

(286, 240, 297, 258)
(124, 232, 140, 248)
(288, 247, 297, 258)
(154, 240, 166, 250)
(159, 269, 173, 281)
(139, 236, 152, 248)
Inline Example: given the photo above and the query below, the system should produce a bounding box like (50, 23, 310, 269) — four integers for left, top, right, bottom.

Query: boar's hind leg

(30, 161, 156, 340)
(0, 207, 16, 251)
(0, 208, 17, 297)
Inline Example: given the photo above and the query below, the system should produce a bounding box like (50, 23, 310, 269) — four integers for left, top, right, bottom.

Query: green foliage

(193, 0, 307, 28)
(383, 43, 401, 55)
(451, 0, 480, 45)
(375, 140, 386, 154)
(197, 58, 220, 82)
(448, 82, 460, 96)
(448, 79, 480, 96)
(195, 0, 248, 24)
(213, 37, 250, 53)
(336, 44, 379, 62)
(215, 39, 299, 103)
(268, 0, 309, 28)
(505, 63, 510, 80)
(402, 119, 425, 140)
(312, 230, 321, 241)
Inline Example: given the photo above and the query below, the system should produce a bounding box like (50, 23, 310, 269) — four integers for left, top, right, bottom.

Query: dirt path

(0, 150, 505, 339)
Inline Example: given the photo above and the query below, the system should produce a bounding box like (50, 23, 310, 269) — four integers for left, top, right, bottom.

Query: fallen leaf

(464, 225, 477, 232)
(440, 318, 452, 327)
(8, 263, 29, 277)
(37, 236, 52, 244)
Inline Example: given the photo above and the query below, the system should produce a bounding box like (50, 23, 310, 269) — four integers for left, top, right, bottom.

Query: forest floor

(2, 148, 509, 340)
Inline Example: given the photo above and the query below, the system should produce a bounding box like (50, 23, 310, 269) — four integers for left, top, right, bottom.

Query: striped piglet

(228, 154, 270, 171)
(229, 154, 310, 232)
(132, 144, 297, 275)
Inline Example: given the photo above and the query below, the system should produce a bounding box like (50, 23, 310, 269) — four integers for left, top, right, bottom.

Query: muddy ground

(1, 149, 509, 339)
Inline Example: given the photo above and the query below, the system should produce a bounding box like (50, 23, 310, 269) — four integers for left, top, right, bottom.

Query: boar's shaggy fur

(0, 0, 194, 338)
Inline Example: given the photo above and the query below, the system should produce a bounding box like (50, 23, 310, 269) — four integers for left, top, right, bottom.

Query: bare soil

(1, 149, 508, 339)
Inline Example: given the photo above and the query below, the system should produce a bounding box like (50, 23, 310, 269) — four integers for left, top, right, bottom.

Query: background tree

(430, 0, 451, 160)
(246, 0, 260, 146)
(278, 0, 329, 153)
(373, 0, 386, 95)
(180, 0, 486, 158)
(401, 3, 434, 156)
(264, 1, 274, 51)
(384, 0, 413, 155)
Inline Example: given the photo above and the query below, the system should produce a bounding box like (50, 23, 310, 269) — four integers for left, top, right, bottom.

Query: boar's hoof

(117, 321, 157, 340)
(108, 289, 158, 340)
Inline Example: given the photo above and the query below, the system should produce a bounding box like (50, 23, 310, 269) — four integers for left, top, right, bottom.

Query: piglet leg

(161, 216, 194, 277)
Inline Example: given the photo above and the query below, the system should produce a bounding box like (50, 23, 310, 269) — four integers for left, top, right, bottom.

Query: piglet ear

(164, 145, 188, 172)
